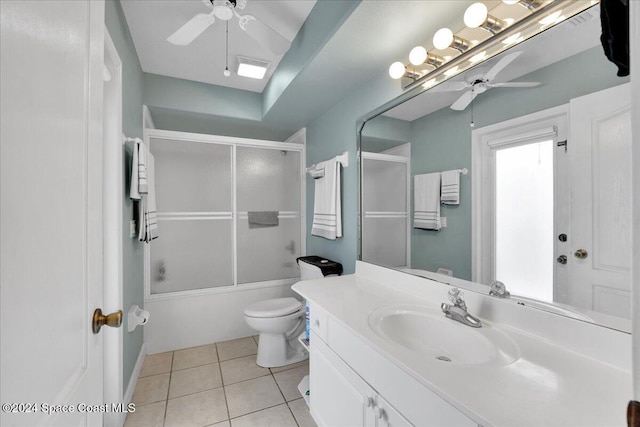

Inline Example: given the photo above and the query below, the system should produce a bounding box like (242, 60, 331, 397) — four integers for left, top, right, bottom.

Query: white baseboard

(123, 343, 147, 418)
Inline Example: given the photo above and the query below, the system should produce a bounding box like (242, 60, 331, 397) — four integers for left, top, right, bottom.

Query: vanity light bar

(389, 0, 599, 89)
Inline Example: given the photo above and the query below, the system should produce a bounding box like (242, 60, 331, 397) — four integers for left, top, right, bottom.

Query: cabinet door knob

(365, 397, 374, 408)
(313, 319, 320, 327)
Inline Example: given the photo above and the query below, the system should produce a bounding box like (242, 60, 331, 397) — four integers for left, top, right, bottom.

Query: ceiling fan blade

(167, 12, 215, 46)
(238, 14, 290, 55)
(483, 51, 523, 82)
(431, 81, 470, 92)
(450, 90, 477, 111)
(489, 82, 541, 88)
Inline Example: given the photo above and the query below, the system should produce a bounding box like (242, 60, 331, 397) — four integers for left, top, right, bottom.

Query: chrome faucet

(489, 281, 510, 298)
(441, 288, 482, 328)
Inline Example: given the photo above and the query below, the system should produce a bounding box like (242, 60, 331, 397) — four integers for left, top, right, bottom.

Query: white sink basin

(369, 305, 520, 367)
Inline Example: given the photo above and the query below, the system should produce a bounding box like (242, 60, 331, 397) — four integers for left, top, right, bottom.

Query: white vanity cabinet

(308, 302, 477, 427)
(310, 333, 411, 427)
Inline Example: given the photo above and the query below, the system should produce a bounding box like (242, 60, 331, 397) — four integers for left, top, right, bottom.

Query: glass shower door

(361, 154, 409, 268)
(149, 138, 234, 294)
(236, 146, 302, 284)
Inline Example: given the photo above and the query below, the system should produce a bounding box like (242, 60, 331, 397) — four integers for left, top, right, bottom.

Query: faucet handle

(489, 281, 510, 298)
(448, 288, 466, 308)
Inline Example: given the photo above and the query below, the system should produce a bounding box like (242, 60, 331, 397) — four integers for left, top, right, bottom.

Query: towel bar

(122, 134, 143, 146)
(305, 151, 349, 174)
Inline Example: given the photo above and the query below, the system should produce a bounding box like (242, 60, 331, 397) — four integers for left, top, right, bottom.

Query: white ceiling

(383, 5, 602, 121)
(120, 0, 316, 93)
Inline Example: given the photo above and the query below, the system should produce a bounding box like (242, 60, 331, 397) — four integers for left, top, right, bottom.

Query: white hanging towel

(138, 147, 158, 243)
(440, 170, 460, 205)
(311, 158, 342, 240)
(414, 173, 441, 230)
(129, 140, 148, 200)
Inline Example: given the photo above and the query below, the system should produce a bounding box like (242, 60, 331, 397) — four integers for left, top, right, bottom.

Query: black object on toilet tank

(296, 256, 343, 276)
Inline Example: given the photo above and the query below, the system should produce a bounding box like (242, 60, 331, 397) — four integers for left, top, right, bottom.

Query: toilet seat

(244, 297, 302, 318)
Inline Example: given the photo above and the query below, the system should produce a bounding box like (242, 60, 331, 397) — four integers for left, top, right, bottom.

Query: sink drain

(436, 356, 452, 362)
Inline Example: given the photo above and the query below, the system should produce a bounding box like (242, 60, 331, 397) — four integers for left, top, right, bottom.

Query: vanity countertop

(293, 269, 631, 427)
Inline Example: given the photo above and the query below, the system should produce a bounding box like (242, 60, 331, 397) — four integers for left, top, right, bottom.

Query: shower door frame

(361, 151, 411, 269)
(142, 128, 306, 301)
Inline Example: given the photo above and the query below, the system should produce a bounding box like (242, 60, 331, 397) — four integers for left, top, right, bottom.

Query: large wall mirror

(358, 4, 632, 332)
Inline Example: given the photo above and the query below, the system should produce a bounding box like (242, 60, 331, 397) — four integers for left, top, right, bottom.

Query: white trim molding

(471, 104, 569, 286)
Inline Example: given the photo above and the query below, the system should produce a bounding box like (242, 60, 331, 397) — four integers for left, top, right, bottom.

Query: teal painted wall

(305, 75, 403, 273)
(408, 46, 629, 279)
(361, 115, 411, 153)
(148, 106, 296, 141)
(105, 0, 145, 390)
(262, 0, 361, 116)
(144, 73, 262, 121)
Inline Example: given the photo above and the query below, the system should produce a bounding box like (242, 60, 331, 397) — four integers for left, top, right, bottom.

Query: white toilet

(244, 256, 342, 368)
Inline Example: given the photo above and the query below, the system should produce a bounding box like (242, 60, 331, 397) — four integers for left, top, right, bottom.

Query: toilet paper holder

(127, 305, 150, 332)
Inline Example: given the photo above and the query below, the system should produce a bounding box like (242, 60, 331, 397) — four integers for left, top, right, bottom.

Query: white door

(1, 1, 106, 426)
(569, 83, 632, 318)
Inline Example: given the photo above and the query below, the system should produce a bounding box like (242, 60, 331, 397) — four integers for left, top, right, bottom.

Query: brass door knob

(557, 255, 567, 265)
(574, 249, 588, 260)
(92, 308, 123, 334)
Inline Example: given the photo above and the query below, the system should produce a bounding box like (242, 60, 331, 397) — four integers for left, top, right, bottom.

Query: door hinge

(557, 140, 567, 153)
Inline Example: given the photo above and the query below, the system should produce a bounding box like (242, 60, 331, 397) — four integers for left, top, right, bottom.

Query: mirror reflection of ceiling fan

(436, 51, 540, 111)
(167, 0, 290, 55)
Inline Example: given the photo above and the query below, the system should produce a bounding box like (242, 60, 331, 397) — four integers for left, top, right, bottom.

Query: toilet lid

(244, 297, 303, 318)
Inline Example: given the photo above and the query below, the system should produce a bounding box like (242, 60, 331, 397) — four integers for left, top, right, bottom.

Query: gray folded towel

(248, 211, 279, 228)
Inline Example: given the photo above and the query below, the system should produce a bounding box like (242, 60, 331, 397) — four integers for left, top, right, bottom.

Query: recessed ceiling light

(236, 56, 270, 79)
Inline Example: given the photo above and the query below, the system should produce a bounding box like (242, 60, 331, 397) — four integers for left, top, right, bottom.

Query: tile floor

(125, 336, 316, 427)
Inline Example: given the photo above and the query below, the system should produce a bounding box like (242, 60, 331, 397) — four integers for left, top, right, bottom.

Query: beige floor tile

(139, 352, 173, 378)
(169, 363, 223, 399)
(288, 398, 317, 427)
(217, 337, 258, 361)
(252, 335, 259, 345)
(220, 355, 269, 385)
(270, 360, 308, 374)
(224, 375, 285, 418)
(211, 421, 231, 427)
(164, 388, 228, 427)
(230, 404, 297, 427)
(131, 373, 170, 406)
(124, 401, 165, 427)
(173, 344, 218, 371)
(273, 365, 309, 401)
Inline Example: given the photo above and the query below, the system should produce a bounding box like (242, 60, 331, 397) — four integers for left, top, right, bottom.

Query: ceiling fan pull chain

(224, 20, 231, 77)
(470, 88, 475, 128)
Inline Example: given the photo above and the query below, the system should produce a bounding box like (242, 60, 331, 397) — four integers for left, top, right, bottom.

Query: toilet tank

(297, 256, 343, 280)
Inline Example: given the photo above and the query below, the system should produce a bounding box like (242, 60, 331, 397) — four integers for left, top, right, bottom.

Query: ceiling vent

(236, 56, 270, 79)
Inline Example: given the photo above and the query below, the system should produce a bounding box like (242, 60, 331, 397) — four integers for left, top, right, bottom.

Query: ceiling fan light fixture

(236, 56, 269, 79)
(212, 0, 234, 20)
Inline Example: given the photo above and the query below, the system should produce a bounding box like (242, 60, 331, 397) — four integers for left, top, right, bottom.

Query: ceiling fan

(435, 51, 540, 111)
(167, 0, 291, 55)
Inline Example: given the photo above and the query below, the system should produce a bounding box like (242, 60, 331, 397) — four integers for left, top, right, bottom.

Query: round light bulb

(223, 68, 231, 77)
(388, 62, 406, 79)
(409, 46, 428, 66)
(433, 28, 454, 50)
(502, 0, 519, 4)
(464, 3, 488, 28)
